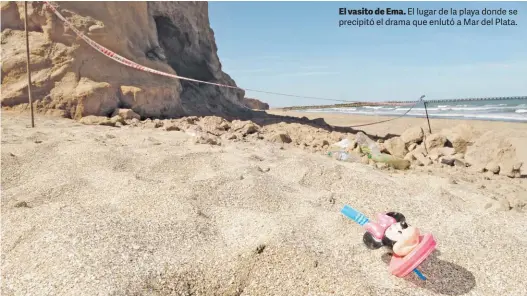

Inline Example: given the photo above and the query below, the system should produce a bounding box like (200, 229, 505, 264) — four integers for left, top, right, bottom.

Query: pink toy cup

(388, 233, 437, 277)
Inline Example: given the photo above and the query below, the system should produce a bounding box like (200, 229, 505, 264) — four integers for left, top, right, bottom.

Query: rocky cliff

(1, 1, 249, 119)
(242, 97, 269, 110)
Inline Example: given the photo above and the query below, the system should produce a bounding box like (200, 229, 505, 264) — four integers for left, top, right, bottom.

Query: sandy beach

(2, 110, 526, 296)
(268, 109, 527, 138)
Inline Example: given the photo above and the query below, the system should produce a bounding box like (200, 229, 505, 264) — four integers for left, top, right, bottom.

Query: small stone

(14, 201, 30, 208)
(255, 244, 266, 254)
(34, 140, 42, 144)
(448, 177, 458, 184)
(164, 123, 180, 131)
(485, 163, 500, 174)
(441, 158, 455, 166)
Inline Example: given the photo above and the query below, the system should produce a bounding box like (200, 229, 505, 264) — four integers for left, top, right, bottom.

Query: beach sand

(2, 110, 527, 296)
(268, 109, 527, 137)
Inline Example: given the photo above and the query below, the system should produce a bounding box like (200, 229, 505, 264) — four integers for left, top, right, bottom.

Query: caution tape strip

(43, 1, 240, 90)
(43, 1, 373, 104)
(41, 2, 423, 106)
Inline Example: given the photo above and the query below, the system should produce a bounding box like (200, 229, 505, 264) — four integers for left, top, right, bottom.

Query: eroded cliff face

(243, 97, 270, 110)
(1, 1, 248, 119)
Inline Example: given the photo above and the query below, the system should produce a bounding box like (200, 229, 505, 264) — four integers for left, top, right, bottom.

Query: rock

(79, 115, 114, 126)
(197, 116, 231, 136)
(383, 137, 408, 158)
(414, 152, 432, 166)
(1, 2, 248, 119)
(222, 133, 238, 140)
(110, 115, 125, 125)
(126, 118, 140, 126)
(448, 177, 458, 184)
(506, 162, 523, 178)
(441, 124, 478, 154)
(454, 159, 467, 167)
(401, 126, 424, 145)
(391, 159, 411, 170)
(163, 123, 180, 131)
(231, 120, 259, 136)
(111, 108, 141, 120)
(485, 171, 495, 179)
(441, 158, 455, 166)
(194, 133, 221, 146)
(14, 201, 30, 208)
(408, 143, 417, 151)
(242, 97, 269, 110)
(269, 133, 292, 144)
(425, 133, 447, 151)
(485, 163, 500, 174)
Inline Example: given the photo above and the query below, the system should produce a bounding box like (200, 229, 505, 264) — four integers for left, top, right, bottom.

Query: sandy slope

(1, 111, 527, 296)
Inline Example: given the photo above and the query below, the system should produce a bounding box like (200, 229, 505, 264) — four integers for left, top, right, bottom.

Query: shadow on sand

(239, 110, 400, 142)
(381, 250, 476, 296)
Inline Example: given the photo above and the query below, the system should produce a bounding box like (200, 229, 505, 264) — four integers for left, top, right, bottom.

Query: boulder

(401, 127, 424, 145)
(440, 124, 479, 154)
(425, 133, 447, 151)
(383, 137, 408, 158)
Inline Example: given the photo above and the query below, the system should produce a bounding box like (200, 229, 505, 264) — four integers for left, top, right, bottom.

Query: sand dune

(1, 111, 527, 296)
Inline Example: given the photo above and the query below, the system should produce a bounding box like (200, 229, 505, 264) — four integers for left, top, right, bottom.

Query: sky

(208, 1, 527, 107)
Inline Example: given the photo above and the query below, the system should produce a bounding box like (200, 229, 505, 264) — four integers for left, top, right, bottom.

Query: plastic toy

(341, 205, 437, 280)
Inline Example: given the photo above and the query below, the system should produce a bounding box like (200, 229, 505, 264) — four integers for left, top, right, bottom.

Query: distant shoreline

(296, 109, 527, 123)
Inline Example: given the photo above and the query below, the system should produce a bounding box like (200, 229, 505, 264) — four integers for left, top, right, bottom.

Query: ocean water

(303, 98, 527, 122)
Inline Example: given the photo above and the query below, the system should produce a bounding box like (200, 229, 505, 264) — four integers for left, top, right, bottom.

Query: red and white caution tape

(43, 1, 240, 90)
(43, 1, 425, 107)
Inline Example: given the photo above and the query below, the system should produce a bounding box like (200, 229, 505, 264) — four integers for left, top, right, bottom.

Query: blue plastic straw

(413, 268, 427, 280)
(341, 204, 427, 281)
(341, 205, 370, 226)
